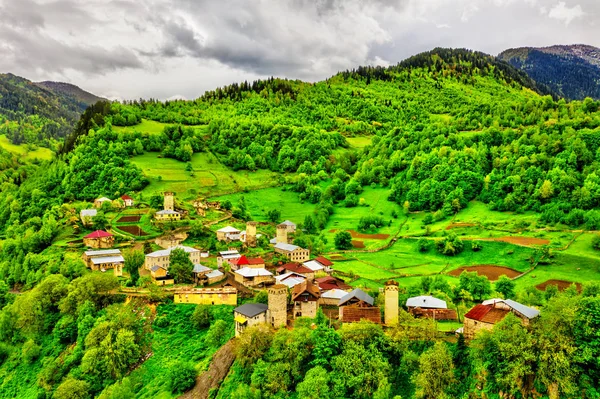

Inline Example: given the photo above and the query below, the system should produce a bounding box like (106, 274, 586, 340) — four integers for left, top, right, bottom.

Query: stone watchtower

(246, 221, 258, 247)
(268, 284, 288, 328)
(276, 224, 288, 244)
(384, 280, 399, 326)
(164, 192, 174, 211)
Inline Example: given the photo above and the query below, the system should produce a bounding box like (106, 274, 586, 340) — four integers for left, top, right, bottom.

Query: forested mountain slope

(0, 73, 104, 147)
(499, 44, 600, 100)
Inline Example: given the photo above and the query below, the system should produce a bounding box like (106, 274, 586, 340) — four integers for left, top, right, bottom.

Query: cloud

(546, 1, 585, 25)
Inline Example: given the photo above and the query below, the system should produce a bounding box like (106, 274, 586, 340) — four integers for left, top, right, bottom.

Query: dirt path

(179, 339, 237, 399)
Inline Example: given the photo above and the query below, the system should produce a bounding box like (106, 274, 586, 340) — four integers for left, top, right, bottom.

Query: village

(76, 191, 541, 339)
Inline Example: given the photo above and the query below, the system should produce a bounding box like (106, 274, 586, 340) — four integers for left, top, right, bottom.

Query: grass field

(131, 152, 280, 199)
(113, 119, 171, 135)
(346, 136, 373, 149)
(0, 135, 53, 161)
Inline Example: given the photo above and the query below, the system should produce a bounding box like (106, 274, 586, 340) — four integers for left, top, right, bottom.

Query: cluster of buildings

(155, 192, 182, 221)
(145, 245, 225, 286)
(80, 194, 134, 225)
(81, 248, 124, 277)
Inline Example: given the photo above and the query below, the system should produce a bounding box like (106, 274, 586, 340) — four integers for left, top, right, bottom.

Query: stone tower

(276, 224, 288, 244)
(384, 280, 399, 326)
(246, 221, 257, 247)
(164, 192, 174, 211)
(268, 284, 288, 328)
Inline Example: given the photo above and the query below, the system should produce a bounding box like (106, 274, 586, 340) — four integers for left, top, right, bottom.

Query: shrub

(435, 234, 464, 256)
(592, 234, 600, 251)
(22, 339, 41, 364)
(471, 241, 482, 252)
(334, 231, 353, 250)
(169, 361, 197, 393)
(357, 215, 385, 232)
(191, 305, 212, 329)
(417, 238, 430, 252)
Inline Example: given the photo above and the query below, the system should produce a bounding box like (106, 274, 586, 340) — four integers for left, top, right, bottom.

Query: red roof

(315, 256, 333, 267)
(316, 276, 351, 291)
(279, 262, 313, 275)
(121, 195, 133, 200)
(236, 256, 264, 266)
(84, 230, 113, 239)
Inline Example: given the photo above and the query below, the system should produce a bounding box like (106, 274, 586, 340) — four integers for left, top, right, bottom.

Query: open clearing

(0, 134, 53, 161)
(447, 265, 522, 281)
(536, 279, 582, 292)
(345, 136, 373, 149)
(113, 119, 172, 135)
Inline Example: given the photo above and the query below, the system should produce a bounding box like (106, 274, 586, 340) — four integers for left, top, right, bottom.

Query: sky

(0, 0, 598, 100)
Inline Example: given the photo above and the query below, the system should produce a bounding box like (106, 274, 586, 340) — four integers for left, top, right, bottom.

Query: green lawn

(113, 119, 171, 135)
(0, 134, 53, 161)
(131, 152, 280, 199)
(346, 136, 373, 149)
(212, 187, 317, 223)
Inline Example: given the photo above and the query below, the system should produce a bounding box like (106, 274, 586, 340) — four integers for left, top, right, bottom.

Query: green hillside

(1, 48, 600, 399)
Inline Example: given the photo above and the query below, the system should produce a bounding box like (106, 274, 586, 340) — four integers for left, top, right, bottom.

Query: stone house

(150, 265, 174, 285)
(82, 249, 124, 276)
(277, 220, 296, 233)
(144, 245, 201, 270)
(406, 295, 457, 320)
(94, 197, 112, 209)
(274, 243, 310, 263)
(83, 230, 114, 249)
(338, 289, 381, 324)
(463, 299, 540, 339)
(292, 280, 321, 318)
(234, 303, 269, 337)
(121, 195, 134, 207)
(234, 267, 275, 287)
(216, 226, 241, 242)
(155, 209, 181, 221)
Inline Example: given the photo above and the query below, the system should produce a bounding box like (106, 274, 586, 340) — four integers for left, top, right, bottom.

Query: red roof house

(277, 262, 314, 277)
(316, 276, 352, 291)
(315, 256, 333, 267)
(231, 255, 265, 270)
(83, 230, 114, 249)
(120, 195, 134, 206)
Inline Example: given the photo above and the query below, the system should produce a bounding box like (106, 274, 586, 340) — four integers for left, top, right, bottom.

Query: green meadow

(0, 134, 53, 161)
(113, 119, 172, 135)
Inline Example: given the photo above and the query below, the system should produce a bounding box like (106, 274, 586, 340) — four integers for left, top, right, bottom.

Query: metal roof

(406, 295, 447, 309)
(279, 220, 296, 226)
(482, 298, 540, 319)
(96, 197, 111, 202)
(156, 210, 180, 215)
(274, 242, 300, 252)
(146, 245, 200, 258)
(150, 265, 165, 272)
(217, 226, 241, 233)
(80, 209, 97, 217)
(321, 289, 348, 300)
(90, 255, 124, 264)
(275, 272, 306, 288)
(339, 288, 374, 306)
(192, 264, 212, 273)
(303, 260, 324, 271)
(234, 303, 268, 318)
(206, 270, 224, 279)
(84, 249, 121, 257)
(219, 250, 240, 256)
(235, 267, 273, 277)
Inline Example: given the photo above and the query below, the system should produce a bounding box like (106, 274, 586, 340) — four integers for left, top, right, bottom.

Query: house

(83, 230, 114, 249)
(338, 289, 381, 324)
(121, 195, 134, 207)
(292, 280, 321, 318)
(155, 209, 181, 221)
(234, 267, 275, 287)
(406, 295, 458, 320)
(144, 245, 201, 270)
(274, 243, 310, 263)
(278, 220, 296, 233)
(205, 269, 226, 285)
(303, 256, 333, 273)
(81, 249, 124, 276)
(276, 262, 315, 280)
(217, 250, 241, 267)
(174, 287, 237, 305)
(316, 276, 352, 291)
(94, 197, 112, 209)
(234, 303, 269, 337)
(275, 272, 306, 289)
(216, 226, 242, 242)
(80, 209, 97, 225)
(231, 255, 265, 271)
(192, 264, 213, 284)
(463, 299, 540, 339)
(320, 289, 348, 306)
(150, 265, 174, 285)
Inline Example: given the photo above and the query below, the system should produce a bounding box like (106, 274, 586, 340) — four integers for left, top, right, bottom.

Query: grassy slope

(0, 134, 53, 161)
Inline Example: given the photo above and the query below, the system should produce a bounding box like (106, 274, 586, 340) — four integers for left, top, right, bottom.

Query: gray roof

(235, 267, 273, 277)
(274, 242, 300, 252)
(206, 269, 224, 279)
(156, 209, 180, 215)
(322, 289, 348, 300)
(81, 209, 97, 217)
(90, 255, 125, 265)
(219, 250, 240, 256)
(150, 265, 165, 272)
(280, 220, 296, 227)
(193, 264, 212, 274)
(147, 245, 200, 258)
(482, 298, 540, 319)
(84, 249, 121, 257)
(96, 197, 111, 202)
(217, 226, 241, 233)
(406, 296, 447, 309)
(234, 303, 268, 318)
(339, 289, 374, 306)
(270, 237, 278, 244)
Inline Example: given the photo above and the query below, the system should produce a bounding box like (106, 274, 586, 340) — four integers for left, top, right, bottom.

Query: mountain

(0, 73, 106, 147)
(499, 44, 600, 100)
(35, 81, 106, 106)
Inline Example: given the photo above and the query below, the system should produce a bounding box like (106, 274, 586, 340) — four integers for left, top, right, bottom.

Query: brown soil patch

(351, 240, 365, 248)
(328, 229, 389, 240)
(446, 222, 477, 230)
(118, 225, 149, 236)
(536, 279, 582, 292)
(117, 215, 141, 223)
(448, 265, 521, 281)
(479, 236, 550, 246)
(329, 254, 348, 261)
